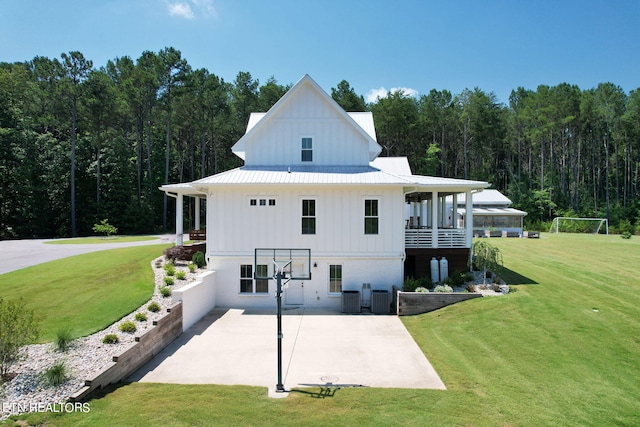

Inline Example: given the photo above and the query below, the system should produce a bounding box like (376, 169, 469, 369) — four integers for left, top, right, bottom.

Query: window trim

(301, 137, 313, 162)
(329, 264, 342, 295)
(301, 198, 316, 235)
(364, 198, 379, 235)
(240, 264, 269, 294)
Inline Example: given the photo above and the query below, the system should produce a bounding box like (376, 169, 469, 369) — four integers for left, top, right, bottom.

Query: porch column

(176, 193, 184, 246)
(465, 190, 473, 247)
(431, 191, 438, 248)
(194, 197, 201, 230)
(452, 194, 458, 228)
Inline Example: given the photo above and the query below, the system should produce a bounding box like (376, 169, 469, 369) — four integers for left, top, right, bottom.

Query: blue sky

(1, 0, 638, 104)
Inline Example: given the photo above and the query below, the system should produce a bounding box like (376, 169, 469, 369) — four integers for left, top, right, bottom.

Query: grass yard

(45, 236, 159, 244)
(0, 244, 169, 342)
(4, 234, 640, 426)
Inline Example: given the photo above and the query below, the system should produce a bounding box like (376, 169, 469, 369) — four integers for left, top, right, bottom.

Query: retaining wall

(70, 302, 183, 402)
(396, 291, 482, 316)
(172, 271, 217, 332)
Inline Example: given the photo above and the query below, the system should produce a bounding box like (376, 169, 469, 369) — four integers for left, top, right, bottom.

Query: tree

(60, 51, 93, 237)
(472, 241, 503, 285)
(0, 298, 40, 379)
(331, 80, 366, 111)
(92, 218, 118, 238)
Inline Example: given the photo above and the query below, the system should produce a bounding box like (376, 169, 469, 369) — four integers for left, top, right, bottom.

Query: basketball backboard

(254, 248, 311, 280)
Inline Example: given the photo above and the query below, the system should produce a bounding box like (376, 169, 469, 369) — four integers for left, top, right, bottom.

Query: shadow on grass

(499, 266, 538, 285)
(291, 383, 369, 399)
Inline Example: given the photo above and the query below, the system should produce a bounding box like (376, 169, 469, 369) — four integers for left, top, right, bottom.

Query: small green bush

(164, 276, 175, 286)
(135, 312, 147, 322)
(119, 321, 137, 333)
(147, 302, 161, 312)
(176, 270, 186, 280)
(192, 251, 206, 268)
(164, 263, 176, 276)
(415, 287, 429, 293)
(55, 327, 73, 352)
(44, 361, 67, 386)
(403, 277, 419, 292)
(621, 231, 632, 239)
(102, 334, 119, 344)
(434, 284, 454, 293)
(160, 286, 172, 298)
(187, 262, 196, 273)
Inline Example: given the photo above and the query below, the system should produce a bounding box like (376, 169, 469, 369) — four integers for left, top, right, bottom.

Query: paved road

(0, 235, 180, 275)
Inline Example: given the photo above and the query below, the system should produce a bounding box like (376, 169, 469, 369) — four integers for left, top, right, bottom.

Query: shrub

(192, 251, 206, 268)
(188, 262, 196, 273)
(55, 327, 73, 352)
(164, 263, 176, 276)
(434, 284, 454, 293)
(403, 277, 419, 292)
(164, 276, 175, 286)
(621, 231, 632, 239)
(92, 219, 117, 238)
(492, 283, 502, 292)
(135, 312, 147, 322)
(447, 270, 469, 287)
(102, 334, 119, 344)
(148, 301, 161, 312)
(465, 283, 477, 293)
(119, 321, 137, 333)
(418, 276, 434, 290)
(164, 246, 186, 262)
(175, 270, 187, 280)
(160, 286, 172, 298)
(415, 287, 429, 293)
(44, 362, 67, 386)
(0, 297, 40, 379)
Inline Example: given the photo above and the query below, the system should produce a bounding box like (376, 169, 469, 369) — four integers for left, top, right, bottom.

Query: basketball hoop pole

(275, 269, 285, 393)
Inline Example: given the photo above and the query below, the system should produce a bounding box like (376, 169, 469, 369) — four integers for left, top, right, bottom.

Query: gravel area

(0, 256, 201, 420)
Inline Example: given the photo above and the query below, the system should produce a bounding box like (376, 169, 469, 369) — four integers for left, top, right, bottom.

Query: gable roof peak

(232, 74, 382, 161)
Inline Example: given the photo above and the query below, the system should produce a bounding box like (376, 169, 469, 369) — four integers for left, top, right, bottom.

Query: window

(240, 264, 253, 293)
(302, 199, 316, 234)
(329, 265, 342, 294)
(301, 137, 313, 162)
(240, 264, 269, 293)
(364, 199, 379, 234)
(255, 264, 269, 293)
(249, 197, 276, 207)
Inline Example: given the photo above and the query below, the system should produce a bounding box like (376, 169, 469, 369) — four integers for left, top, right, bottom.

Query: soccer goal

(549, 217, 609, 234)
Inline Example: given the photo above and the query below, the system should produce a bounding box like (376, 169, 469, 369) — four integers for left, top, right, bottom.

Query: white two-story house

(161, 75, 489, 310)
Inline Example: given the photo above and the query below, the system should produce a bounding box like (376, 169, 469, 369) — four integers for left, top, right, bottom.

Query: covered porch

(404, 189, 474, 249)
(160, 183, 207, 247)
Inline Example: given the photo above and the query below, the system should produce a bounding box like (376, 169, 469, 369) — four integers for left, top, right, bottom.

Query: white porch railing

(405, 228, 433, 248)
(405, 228, 467, 248)
(437, 229, 467, 247)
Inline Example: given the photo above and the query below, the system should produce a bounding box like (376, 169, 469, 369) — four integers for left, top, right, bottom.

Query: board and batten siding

(243, 84, 371, 167)
(206, 185, 404, 255)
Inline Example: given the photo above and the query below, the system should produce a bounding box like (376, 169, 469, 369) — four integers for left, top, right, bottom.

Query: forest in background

(1, 47, 639, 238)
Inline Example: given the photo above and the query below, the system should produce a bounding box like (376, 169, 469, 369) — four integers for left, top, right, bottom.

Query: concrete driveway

(129, 307, 446, 393)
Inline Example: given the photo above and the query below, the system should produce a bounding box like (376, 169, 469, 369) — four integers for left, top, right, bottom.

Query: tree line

(1, 47, 638, 238)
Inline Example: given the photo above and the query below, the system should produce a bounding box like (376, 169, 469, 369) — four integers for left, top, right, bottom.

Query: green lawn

(4, 234, 640, 426)
(45, 236, 159, 244)
(0, 244, 169, 342)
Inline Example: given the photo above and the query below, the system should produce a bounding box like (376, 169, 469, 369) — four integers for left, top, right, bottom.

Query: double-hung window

(301, 137, 313, 162)
(240, 264, 269, 293)
(329, 265, 342, 294)
(302, 199, 316, 234)
(364, 199, 379, 235)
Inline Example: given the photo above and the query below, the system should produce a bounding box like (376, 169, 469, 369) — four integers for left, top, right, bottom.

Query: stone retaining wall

(70, 302, 183, 401)
(397, 291, 482, 316)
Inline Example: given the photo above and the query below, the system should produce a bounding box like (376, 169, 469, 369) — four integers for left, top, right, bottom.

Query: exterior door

(285, 281, 304, 305)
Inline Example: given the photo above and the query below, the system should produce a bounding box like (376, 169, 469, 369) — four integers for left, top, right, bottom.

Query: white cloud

(366, 86, 419, 103)
(167, 0, 216, 19)
(168, 2, 194, 19)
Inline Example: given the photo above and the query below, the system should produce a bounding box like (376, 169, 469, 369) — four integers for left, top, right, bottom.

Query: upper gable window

(301, 137, 313, 162)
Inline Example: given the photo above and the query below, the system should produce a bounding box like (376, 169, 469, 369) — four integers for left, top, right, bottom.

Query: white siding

(243, 84, 371, 167)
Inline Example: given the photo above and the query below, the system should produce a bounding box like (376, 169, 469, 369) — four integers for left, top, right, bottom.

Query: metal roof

(458, 207, 528, 216)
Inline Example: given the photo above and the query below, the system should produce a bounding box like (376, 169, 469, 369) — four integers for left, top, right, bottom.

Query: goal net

(549, 217, 609, 234)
